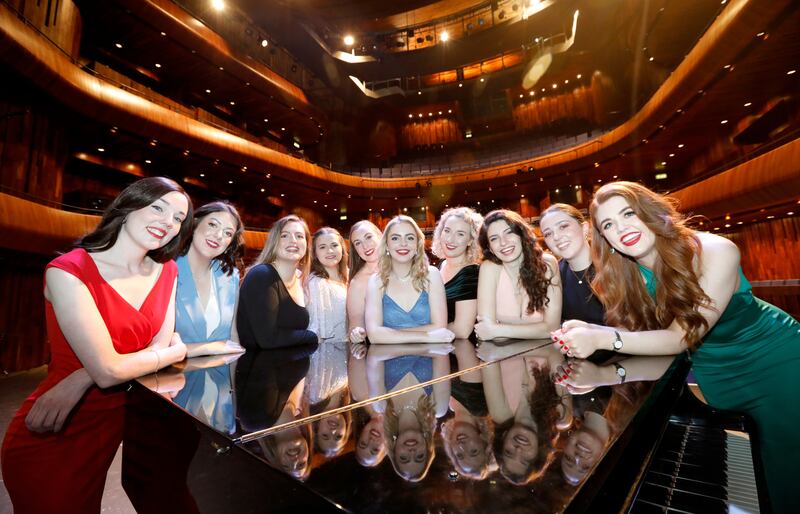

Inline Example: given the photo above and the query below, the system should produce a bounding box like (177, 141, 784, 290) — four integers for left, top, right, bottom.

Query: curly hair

(589, 181, 712, 350)
(309, 227, 349, 284)
(431, 206, 484, 263)
(179, 201, 244, 275)
(378, 215, 430, 293)
(348, 220, 382, 280)
(383, 393, 437, 482)
(478, 209, 552, 313)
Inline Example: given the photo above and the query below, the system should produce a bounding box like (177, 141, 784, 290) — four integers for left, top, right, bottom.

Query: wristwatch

(613, 362, 627, 383)
(612, 330, 624, 351)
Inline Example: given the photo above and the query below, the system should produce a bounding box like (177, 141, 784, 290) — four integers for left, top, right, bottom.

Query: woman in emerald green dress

(552, 181, 799, 513)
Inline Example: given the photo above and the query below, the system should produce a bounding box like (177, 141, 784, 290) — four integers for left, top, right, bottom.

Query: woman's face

(561, 428, 606, 484)
(501, 424, 538, 477)
(123, 191, 188, 250)
(540, 211, 587, 262)
(276, 221, 308, 264)
(395, 428, 427, 478)
(351, 225, 380, 263)
(595, 196, 657, 264)
(386, 222, 418, 264)
(314, 233, 343, 270)
(450, 421, 487, 474)
(316, 414, 347, 454)
(486, 220, 523, 263)
(191, 211, 236, 261)
(440, 216, 473, 260)
(276, 434, 309, 478)
(356, 417, 385, 466)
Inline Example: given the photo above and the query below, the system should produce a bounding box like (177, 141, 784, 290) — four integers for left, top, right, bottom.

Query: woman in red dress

(1, 177, 193, 513)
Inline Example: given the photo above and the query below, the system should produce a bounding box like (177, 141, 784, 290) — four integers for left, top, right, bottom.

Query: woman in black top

(540, 204, 605, 327)
(236, 214, 317, 349)
(431, 207, 484, 339)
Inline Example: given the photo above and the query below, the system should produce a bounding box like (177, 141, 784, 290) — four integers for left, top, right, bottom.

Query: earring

(610, 247, 616, 254)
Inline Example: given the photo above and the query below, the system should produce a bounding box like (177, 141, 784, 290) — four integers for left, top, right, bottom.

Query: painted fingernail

(562, 374, 568, 379)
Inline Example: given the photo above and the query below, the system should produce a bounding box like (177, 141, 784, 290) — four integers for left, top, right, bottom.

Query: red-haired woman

(552, 181, 799, 512)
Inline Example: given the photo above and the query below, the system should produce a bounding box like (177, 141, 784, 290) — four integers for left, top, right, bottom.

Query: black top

(443, 263, 479, 324)
(237, 263, 317, 349)
(559, 260, 605, 326)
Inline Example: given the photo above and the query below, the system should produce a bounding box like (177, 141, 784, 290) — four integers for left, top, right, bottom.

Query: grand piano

(123, 338, 768, 513)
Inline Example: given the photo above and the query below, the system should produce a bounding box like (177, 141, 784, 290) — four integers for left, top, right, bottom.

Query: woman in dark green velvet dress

(552, 181, 799, 513)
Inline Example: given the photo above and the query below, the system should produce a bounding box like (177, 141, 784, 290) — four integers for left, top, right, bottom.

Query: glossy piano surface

(129, 338, 689, 513)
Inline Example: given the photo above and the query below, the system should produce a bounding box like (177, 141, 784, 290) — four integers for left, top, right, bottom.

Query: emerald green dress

(641, 265, 800, 513)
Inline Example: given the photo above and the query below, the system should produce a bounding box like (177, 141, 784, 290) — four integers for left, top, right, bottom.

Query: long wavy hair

(348, 220, 382, 280)
(431, 206, 484, 263)
(384, 393, 437, 482)
(250, 214, 311, 277)
(77, 176, 193, 263)
(478, 209, 552, 313)
(378, 215, 430, 293)
(309, 227, 348, 284)
(493, 365, 560, 485)
(589, 182, 712, 350)
(179, 201, 244, 275)
(441, 414, 497, 480)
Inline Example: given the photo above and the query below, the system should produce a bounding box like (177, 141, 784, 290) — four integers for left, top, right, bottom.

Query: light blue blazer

(175, 254, 239, 343)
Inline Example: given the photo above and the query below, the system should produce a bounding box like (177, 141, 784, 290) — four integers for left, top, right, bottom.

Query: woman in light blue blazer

(175, 201, 245, 357)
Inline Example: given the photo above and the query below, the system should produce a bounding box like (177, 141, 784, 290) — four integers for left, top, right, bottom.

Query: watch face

(613, 339, 623, 350)
(616, 367, 626, 377)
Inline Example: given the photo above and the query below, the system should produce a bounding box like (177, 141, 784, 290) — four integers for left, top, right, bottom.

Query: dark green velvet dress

(641, 265, 800, 513)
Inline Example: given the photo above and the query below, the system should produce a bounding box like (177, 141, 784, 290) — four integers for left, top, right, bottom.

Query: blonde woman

(364, 215, 454, 344)
(431, 207, 484, 339)
(346, 220, 382, 354)
(236, 215, 317, 349)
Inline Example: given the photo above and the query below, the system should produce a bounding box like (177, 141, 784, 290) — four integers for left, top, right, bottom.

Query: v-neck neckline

(385, 290, 425, 314)
(83, 249, 165, 312)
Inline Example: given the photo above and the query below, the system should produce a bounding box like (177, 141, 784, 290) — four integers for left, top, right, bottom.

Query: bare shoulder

(479, 259, 501, 274)
(696, 232, 740, 261)
(427, 265, 443, 280)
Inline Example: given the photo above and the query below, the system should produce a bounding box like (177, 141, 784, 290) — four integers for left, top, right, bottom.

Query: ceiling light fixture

(440, 31, 449, 42)
(211, 0, 225, 11)
(115, 43, 123, 49)
(344, 35, 355, 46)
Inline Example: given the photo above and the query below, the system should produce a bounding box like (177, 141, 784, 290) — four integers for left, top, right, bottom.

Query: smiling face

(316, 413, 347, 455)
(314, 233, 343, 271)
(275, 221, 308, 265)
(351, 225, 380, 263)
(540, 211, 588, 262)
(386, 221, 418, 264)
(394, 429, 427, 478)
(449, 421, 487, 474)
(123, 191, 188, 251)
(561, 428, 606, 485)
(356, 417, 386, 466)
(486, 220, 523, 263)
(595, 195, 657, 266)
(501, 424, 539, 477)
(440, 216, 473, 260)
(275, 434, 310, 478)
(190, 211, 236, 261)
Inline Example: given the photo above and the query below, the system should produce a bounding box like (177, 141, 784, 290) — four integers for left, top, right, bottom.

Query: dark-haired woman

(1, 177, 192, 513)
(475, 209, 561, 341)
(553, 181, 800, 512)
(176, 201, 245, 358)
(236, 214, 317, 349)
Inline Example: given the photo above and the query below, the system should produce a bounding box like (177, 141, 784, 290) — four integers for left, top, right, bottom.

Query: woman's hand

(551, 320, 612, 359)
(25, 369, 93, 433)
(474, 316, 501, 341)
(426, 327, 456, 343)
(350, 326, 367, 344)
(553, 360, 618, 388)
(168, 332, 188, 363)
(350, 341, 367, 359)
(425, 343, 455, 356)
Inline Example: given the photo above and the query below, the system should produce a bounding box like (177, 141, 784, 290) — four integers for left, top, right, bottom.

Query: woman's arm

(432, 355, 451, 418)
(347, 273, 369, 344)
(448, 299, 477, 340)
(481, 362, 513, 423)
(45, 269, 186, 389)
(476, 255, 562, 340)
(556, 234, 741, 358)
(365, 269, 454, 344)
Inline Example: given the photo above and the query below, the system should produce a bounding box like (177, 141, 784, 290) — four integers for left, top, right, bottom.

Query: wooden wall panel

(727, 216, 800, 280)
(512, 86, 595, 131)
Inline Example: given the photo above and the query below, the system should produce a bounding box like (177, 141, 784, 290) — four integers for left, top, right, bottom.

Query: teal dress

(641, 266, 800, 513)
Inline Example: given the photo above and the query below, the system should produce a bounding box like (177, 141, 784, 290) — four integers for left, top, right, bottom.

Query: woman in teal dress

(552, 181, 799, 513)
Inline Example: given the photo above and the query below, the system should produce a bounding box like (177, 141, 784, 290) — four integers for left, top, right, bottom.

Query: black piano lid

(133, 339, 687, 513)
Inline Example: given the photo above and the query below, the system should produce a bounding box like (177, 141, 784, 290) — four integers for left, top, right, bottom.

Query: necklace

(393, 270, 412, 283)
(568, 265, 590, 285)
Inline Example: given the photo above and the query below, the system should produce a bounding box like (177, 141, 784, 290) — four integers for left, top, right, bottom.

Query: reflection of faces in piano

(441, 417, 495, 479)
(258, 427, 311, 481)
(561, 412, 610, 485)
(356, 416, 386, 467)
(316, 413, 348, 456)
(500, 424, 540, 480)
(395, 429, 428, 478)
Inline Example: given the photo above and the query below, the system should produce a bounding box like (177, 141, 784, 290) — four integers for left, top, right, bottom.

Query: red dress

(1, 249, 177, 514)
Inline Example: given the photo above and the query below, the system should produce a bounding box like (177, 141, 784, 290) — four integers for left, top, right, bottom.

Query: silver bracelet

(150, 349, 161, 374)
